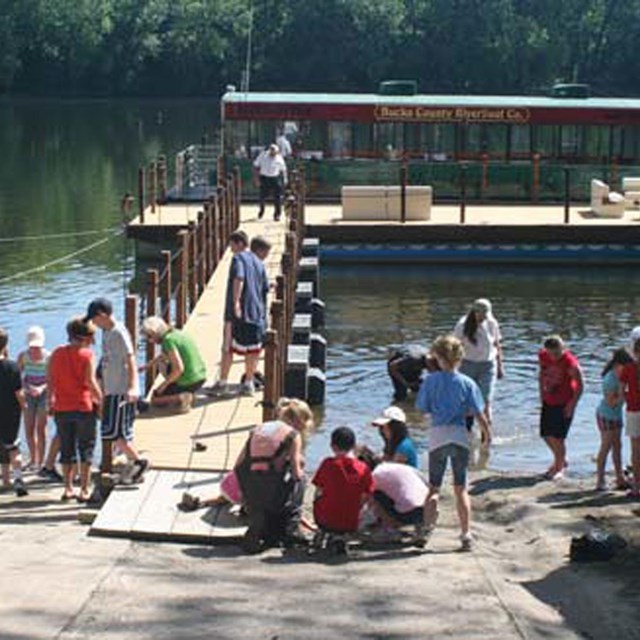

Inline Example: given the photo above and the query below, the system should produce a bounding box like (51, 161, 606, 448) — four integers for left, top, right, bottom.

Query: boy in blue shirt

(416, 335, 491, 551)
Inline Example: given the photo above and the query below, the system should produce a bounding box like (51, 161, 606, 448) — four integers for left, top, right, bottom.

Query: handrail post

(176, 230, 189, 328)
(161, 250, 172, 324)
(188, 221, 198, 310)
(145, 269, 159, 394)
(217, 155, 226, 188)
(158, 155, 167, 202)
(400, 162, 408, 223)
(262, 329, 279, 422)
(270, 300, 285, 399)
(233, 165, 242, 229)
(148, 161, 157, 214)
(197, 211, 206, 294)
(459, 162, 467, 224)
(532, 153, 540, 203)
(138, 167, 145, 224)
(564, 166, 571, 224)
(211, 197, 220, 267)
(217, 189, 226, 256)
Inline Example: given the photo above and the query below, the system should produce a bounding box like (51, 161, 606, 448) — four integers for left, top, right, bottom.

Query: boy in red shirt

(619, 338, 640, 497)
(538, 335, 584, 480)
(312, 427, 374, 554)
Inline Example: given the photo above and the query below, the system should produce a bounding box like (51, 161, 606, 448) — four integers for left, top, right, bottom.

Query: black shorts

(232, 321, 264, 355)
(102, 395, 135, 442)
(540, 403, 573, 440)
(0, 413, 21, 451)
(156, 379, 205, 397)
(55, 411, 97, 464)
(372, 490, 423, 525)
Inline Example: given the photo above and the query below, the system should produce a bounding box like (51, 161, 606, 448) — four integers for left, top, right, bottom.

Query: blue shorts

(460, 359, 495, 402)
(232, 321, 265, 355)
(429, 444, 470, 488)
(102, 395, 135, 442)
(25, 392, 47, 415)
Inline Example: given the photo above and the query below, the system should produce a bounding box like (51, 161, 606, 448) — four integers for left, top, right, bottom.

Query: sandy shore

(0, 469, 639, 639)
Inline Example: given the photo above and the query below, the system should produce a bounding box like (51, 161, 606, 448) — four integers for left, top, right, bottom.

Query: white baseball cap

(26, 326, 45, 348)
(372, 406, 406, 426)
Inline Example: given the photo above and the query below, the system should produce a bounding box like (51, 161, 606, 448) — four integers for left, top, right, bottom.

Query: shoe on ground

(239, 380, 255, 397)
(412, 524, 434, 549)
(460, 532, 473, 552)
(131, 458, 149, 482)
(257, 208, 265, 219)
(595, 480, 607, 492)
(45, 467, 64, 482)
(14, 478, 28, 497)
(274, 214, 281, 222)
(37, 467, 49, 479)
(178, 392, 193, 413)
(204, 381, 229, 397)
(178, 492, 201, 512)
(136, 398, 151, 414)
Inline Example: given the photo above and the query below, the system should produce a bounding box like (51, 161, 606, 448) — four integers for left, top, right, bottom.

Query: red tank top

(49, 345, 94, 412)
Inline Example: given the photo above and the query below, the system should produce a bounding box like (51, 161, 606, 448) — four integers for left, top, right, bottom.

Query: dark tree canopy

(1, 0, 639, 97)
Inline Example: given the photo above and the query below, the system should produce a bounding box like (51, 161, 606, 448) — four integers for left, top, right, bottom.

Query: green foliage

(2, 0, 640, 96)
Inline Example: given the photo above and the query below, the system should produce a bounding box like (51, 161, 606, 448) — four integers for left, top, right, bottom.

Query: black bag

(569, 530, 626, 563)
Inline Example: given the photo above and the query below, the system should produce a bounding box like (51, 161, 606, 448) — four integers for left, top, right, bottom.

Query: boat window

(375, 123, 404, 159)
(405, 124, 423, 158)
(249, 121, 276, 157)
(533, 125, 560, 158)
(583, 125, 608, 162)
(296, 120, 327, 159)
(560, 125, 582, 157)
(510, 125, 531, 159)
(224, 120, 250, 158)
(485, 125, 508, 160)
(353, 123, 373, 158)
(612, 125, 640, 161)
(328, 122, 352, 158)
(423, 124, 455, 161)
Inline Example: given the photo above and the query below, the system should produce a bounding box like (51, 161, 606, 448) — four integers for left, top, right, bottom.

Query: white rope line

(0, 230, 123, 285)
(0, 226, 121, 243)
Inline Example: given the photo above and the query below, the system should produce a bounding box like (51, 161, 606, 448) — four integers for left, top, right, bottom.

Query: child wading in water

(416, 335, 491, 551)
(17, 326, 49, 470)
(538, 335, 584, 480)
(619, 339, 640, 498)
(596, 348, 633, 491)
(0, 328, 28, 496)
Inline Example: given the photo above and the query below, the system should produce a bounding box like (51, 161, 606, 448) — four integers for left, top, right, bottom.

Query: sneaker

(45, 467, 64, 482)
(131, 458, 149, 482)
(412, 524, 434, 549)
(37, 467, 49, 479)
(178, 392, 193, 413)
(460, 532, 473, 552)
(239, 380, 255, 396)
(14, 478, 28, 497)
(136, 398, 151, 414)
(204, 381, 229, 397)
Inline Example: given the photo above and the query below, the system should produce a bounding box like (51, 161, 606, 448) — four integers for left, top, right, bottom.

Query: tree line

(1, 0, 640, 97)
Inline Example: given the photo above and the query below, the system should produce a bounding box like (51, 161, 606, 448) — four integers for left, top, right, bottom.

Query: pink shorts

(220, 470, 242, 504)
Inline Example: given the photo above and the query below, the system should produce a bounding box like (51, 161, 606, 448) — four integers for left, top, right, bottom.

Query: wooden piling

(145, 269, 159, 393)
(161, 250, 172, 324)
(176, 230, 189, 328)
(262, 330, 279, 422)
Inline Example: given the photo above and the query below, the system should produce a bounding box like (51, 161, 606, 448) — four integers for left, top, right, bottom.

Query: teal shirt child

(597, 369, 624, 421)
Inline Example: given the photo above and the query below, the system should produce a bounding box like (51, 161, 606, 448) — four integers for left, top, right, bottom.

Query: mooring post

(262, 330, 279, 422)
(460, 163, 467, 224)
(161, 250, 172, 324)
(138, 167, 145, 224)
(564, 166, 571, 224)
(270, 300, 285, 398)
(176, 230, 189, 328)
(197, 211, 206, 294)
(225, 178, 234, 237)
(532, 153, 540, 203)
(400, 162, 408, 223)
(211, 197, 220, 267)
(145, 269, 159, 394)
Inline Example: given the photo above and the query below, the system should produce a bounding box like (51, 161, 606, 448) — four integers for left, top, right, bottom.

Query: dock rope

(0, 229, 123, 285)
(0, 226, 121, 243)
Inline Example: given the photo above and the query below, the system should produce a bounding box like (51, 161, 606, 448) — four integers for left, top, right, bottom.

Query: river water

(1, 100, 639, 477)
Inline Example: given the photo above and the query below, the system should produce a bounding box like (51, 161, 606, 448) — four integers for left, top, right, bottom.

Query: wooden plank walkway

(90, 470, 246, 544)
(91, 208, 287, 544)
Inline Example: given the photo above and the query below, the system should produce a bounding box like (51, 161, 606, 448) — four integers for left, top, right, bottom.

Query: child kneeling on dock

(416, 335, 491, 551)
(312, 427, 374, 553)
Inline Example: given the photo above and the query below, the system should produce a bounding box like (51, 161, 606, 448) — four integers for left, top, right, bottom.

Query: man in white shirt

(276, 132, 292, 158)
(253, 143, 287, 221)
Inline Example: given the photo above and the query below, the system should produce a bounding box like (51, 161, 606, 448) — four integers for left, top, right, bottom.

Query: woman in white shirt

(453, 298, 504, 427)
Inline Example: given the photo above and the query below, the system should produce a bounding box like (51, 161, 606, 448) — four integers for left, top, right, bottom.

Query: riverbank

(2, 469, 639, 639)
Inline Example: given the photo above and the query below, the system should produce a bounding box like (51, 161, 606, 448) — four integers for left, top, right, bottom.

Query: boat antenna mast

(241, 0, 253, 93)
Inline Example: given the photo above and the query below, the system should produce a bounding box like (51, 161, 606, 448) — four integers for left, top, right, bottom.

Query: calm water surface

(306, 264, 640, 477)
(1, 100, 638, 477)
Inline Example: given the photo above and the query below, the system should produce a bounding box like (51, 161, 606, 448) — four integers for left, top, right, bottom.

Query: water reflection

(307, 264, 640, 477)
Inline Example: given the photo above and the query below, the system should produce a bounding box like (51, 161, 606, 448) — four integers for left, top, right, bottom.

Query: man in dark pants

(387, 345, 434, 402)
(253, 143, 287, 221)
